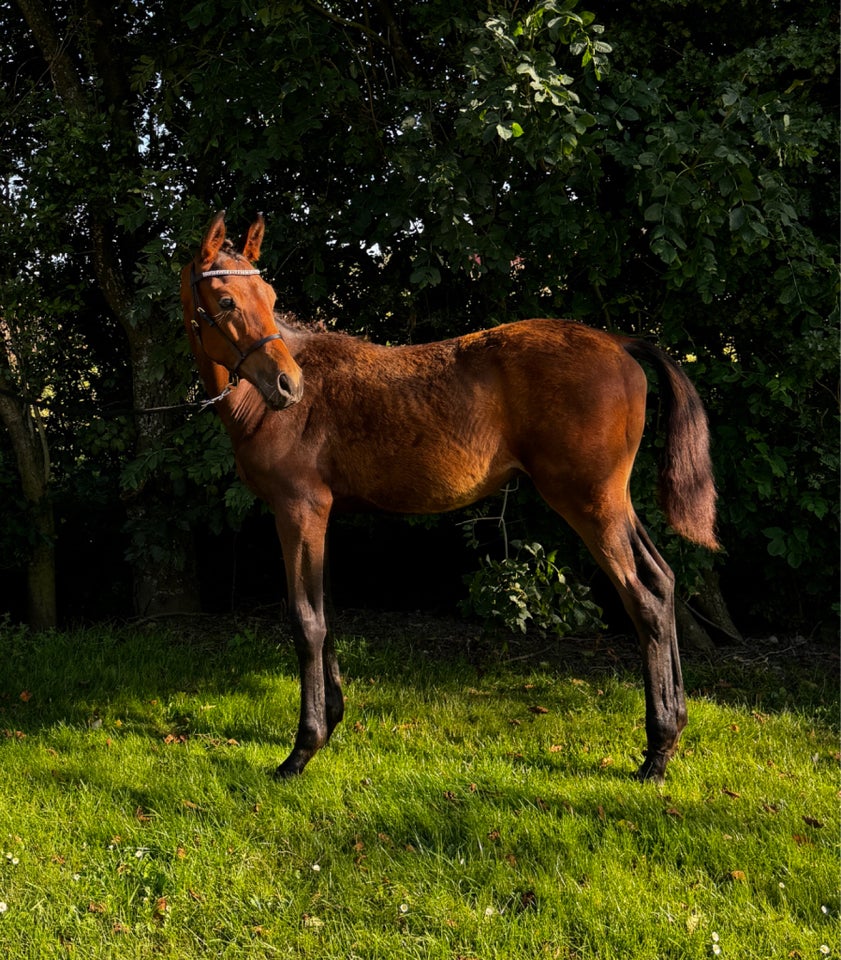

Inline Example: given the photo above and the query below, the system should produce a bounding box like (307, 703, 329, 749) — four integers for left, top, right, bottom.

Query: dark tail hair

(623, 340, 719, 551)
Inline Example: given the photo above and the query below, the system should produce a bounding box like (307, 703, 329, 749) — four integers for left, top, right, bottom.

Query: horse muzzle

(270, 370, 304, 410)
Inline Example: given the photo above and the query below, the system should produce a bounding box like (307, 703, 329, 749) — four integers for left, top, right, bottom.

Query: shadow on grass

(0, 608, 836, 756)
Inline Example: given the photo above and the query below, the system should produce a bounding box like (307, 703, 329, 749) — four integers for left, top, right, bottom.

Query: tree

(0, 320, 55, 629)
(8, 0, 208, 615)
(1, 0, 836, 634)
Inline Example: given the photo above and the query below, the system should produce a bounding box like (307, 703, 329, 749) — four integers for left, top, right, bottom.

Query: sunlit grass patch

(0, 619, 837, 958)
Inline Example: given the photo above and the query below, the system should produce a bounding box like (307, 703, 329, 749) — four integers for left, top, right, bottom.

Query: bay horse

(180, 212, 718, 784)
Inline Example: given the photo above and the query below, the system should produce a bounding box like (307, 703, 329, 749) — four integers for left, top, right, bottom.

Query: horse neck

(192, 344, 268, 442)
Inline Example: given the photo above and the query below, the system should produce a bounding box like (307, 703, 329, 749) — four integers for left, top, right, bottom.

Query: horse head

(181, 211, 304, 410)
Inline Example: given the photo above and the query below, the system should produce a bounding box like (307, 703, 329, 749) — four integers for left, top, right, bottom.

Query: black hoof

(635, 753, 668, 784)
(273, 760, 305, 780)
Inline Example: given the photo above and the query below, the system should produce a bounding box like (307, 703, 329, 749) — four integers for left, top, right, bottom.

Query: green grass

(0, 616, 837, 959)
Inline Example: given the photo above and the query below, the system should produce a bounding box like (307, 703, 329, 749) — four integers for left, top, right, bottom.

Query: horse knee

(290, 606, 326, 647)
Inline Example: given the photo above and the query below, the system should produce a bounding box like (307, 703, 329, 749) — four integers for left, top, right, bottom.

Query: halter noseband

(189, 264, 286, 380)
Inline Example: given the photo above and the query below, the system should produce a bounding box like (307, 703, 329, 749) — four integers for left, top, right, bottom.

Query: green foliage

(462, 541, 604, 637)
(1, 0, 837, 628)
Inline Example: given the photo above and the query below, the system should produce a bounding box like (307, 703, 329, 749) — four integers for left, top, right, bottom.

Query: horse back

(238, 319, 648, 514)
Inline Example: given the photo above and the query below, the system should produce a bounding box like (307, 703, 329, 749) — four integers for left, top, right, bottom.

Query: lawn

(0, 612, 837, 959)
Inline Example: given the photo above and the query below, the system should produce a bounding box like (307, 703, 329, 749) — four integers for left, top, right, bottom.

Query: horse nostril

(275, 371, 302, 407)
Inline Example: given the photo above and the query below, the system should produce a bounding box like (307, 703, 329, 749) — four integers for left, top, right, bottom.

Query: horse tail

(623, 339, 719, 550)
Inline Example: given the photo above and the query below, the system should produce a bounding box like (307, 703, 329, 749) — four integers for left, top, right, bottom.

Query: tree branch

(306, 0, 416, 76)
(15, 0, 87, 112)
(16, 0, 134, 328)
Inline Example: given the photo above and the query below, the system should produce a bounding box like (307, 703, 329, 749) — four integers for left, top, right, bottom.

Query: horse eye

(219, 296, 235, 310)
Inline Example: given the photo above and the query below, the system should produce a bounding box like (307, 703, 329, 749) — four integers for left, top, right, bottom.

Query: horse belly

(335, 441, 519, 515)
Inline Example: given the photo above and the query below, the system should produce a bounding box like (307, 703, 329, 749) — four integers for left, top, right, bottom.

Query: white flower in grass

(0, 902, 7, 914)
(819, 946, 830, 956)
(711, 931, 721, 955)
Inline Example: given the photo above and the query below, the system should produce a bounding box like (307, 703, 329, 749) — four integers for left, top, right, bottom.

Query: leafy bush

(461, 540, 604, 638)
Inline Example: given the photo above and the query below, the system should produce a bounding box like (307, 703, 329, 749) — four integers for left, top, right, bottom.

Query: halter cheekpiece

(189, 264, 286, 384)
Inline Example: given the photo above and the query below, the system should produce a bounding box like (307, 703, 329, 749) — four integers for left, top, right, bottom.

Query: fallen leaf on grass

(722, 788, 740, 799)
(19, 691, 31, 703)
(518, 890, 537, 911)
(802, 816, 824, 829)
(729, 870, 747, 883)
(529, 705, 549, 715)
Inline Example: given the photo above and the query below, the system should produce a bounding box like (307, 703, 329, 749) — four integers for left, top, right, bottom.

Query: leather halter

(189, 263, 285, 381)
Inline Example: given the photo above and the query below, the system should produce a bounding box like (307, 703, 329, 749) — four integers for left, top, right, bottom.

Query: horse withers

(181, 211, 718, 784)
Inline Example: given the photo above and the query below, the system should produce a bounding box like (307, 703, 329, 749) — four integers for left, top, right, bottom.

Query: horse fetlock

(635, 750, 670, 784)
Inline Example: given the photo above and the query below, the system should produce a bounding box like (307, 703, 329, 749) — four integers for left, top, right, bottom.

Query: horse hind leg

(622, 515, 687, 782)
(323, 628, 345, 738)
(540, 485, 686, 783)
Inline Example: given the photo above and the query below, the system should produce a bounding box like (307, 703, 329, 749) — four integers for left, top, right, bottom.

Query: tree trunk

(0, 373, 56, 630)
(126, 328, 201, 617)
(675, 599, 715, 655)
(690, 569, 744, 643)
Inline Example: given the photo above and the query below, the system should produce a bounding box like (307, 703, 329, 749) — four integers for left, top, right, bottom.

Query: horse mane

(219, 239, 246, 261)
(274, 310, 355, 340)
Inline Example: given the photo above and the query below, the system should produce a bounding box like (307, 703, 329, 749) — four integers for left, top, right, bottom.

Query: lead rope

(136, 386, 233, 415)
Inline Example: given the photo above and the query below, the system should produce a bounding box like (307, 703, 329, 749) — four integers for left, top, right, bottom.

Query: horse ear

(199, 210, 227, 268)
(240, 214, 265, 262)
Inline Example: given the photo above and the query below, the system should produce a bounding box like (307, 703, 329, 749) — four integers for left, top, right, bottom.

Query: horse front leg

(273, 500, 342, 779)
